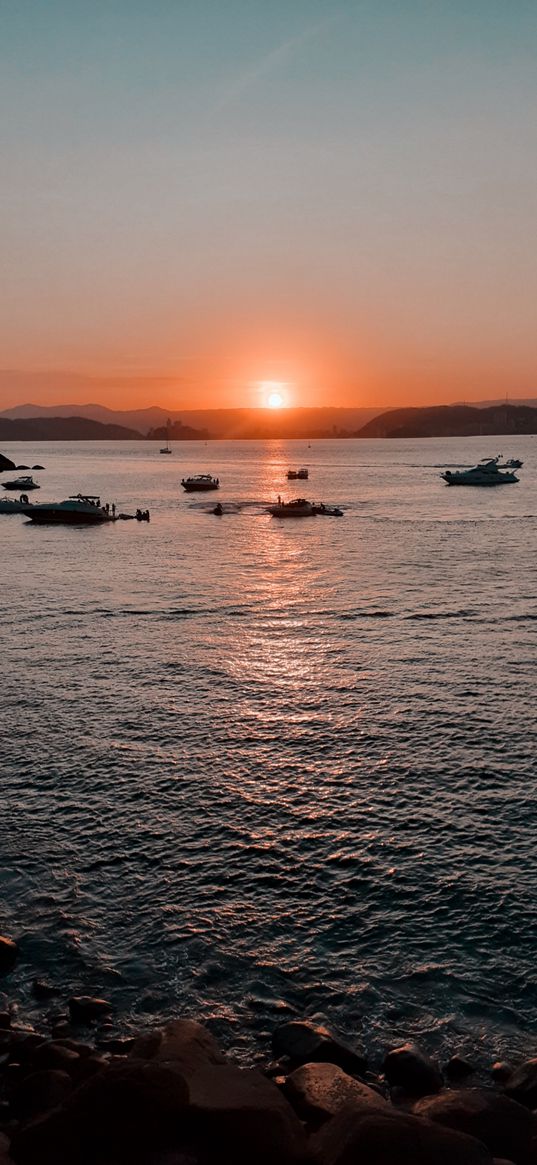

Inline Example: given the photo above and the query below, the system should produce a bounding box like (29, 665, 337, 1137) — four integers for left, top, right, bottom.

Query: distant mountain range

(356, 403, 537, 438)
(1, 401, 537, 441)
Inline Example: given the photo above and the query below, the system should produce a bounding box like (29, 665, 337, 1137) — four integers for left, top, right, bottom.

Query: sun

(260, 381, 287, 408)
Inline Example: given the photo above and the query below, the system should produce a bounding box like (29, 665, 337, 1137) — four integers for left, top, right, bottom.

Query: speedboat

(311, 503, 343, 516)
(441, 460, 518, 486)
(2, 475, 40, 491)
(0, 495, 34, 514)
(267, 498, 315, 517)
(25, 495, 112, 524)
(181, 474, 219, 491)
(286, 467, 309, 480)
(502, 458, 523, 469)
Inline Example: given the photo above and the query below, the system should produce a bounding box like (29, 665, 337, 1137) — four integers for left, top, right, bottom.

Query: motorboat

(267, 498, 315, 517)
(0, 495, 34, 514)
(160, 419, 172, 453)
(25, 495, 112, 524)
(311, 503, 343, 516)
(286, 467, 309, 480)
(213, 503, 224, 515)
(181, 474, 219, 491)
(2, 475, 40, 491)
(441, 460, 518, 486)
(502, 458, 523, 469)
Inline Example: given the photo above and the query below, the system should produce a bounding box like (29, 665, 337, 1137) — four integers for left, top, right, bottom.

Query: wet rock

(188, 1063, 307, 1165)
(492, 1062, 513, 1084)
(283, 1061, 387, 1127)
(8, 1035, 45, 1065)
(0, 1016, 10, 1032)
(30, 1042, 80, 1076)
(504, 1058, 537, 1109)
(413, 1088, 533, 1164)
(11, 1069, 72, 1122)
(67, 996, 112, 1024)
(310, 1104, 493, 1164)
(74, 1053, 110, 1083)
(445, 1054, 476, 1082)
(383, 1042, 443, 1097)
(0, 941, 18, 977)
(272, 1021, 367, 1075)
(30, 981, 56, 1002)
(96, 1035, 135, 1054)
(10, 1059, 189, 1164)
(130, 1018, 226, 1077)
(0, 455, 16, 472)
(31, 466, 45, 471)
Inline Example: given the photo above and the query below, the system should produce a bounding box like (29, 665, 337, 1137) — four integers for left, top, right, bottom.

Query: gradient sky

(2, 0, 537, 410)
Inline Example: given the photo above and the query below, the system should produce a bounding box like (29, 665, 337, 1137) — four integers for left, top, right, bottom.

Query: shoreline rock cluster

(1, 940, 536, 1163)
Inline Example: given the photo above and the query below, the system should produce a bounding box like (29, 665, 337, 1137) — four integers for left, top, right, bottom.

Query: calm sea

(1, 437, 536, 1064)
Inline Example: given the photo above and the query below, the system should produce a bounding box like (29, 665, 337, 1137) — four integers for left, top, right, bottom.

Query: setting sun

(260, 381, 288, 408)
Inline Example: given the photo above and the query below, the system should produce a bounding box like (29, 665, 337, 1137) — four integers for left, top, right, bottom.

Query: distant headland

(1, 401, 537, 441)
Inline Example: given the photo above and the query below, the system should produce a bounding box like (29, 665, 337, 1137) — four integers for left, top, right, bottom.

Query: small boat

(502, 458, 523, 469)
(181, 474, 219, 491)
(311, 503, 343, 516)
(286, 467, 309, 480)
(441, 459, 518, 486)
(160, 418, 172, 454)
(2, 475, 40, 491)
(0, 495, 33, 514)
(267, 498, 315, 517)
(25, 495, 112, 524)
(213, 503, 224, 515)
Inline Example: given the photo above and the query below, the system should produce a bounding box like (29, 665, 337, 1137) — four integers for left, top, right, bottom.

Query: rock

(15, 466, 30, 471)
(11, 1069, 72, 1122)
(383, 1042, 443, 1097)
(504, 1058, 537, 1109)
(96, 1035, 135, 1054)
(8, 1034, 46, 1064)
(10, 1059, 189, 1163)
(30, 981, 56, 1002)
(310, 1104, 493, 1164)
(67, 996, 112, 1024)
(0, 1015, 11, 1031)
(0, 455, 16, 472)
(445, 1054, 476, 1081)
(130, 1018, 226, 1076)
(30, 1042, 80, 1076)
(413, 1088, 533, 1164)
(74, 1053, 110, 1083)
(31, 466, 45, 471)
(188, 1063, 308, 1164)
(283, 1061, 387, 1127)
(0, 941, 18, 976)
(492, 1062, 513, 1084)
(272, 1021, 367, 1075)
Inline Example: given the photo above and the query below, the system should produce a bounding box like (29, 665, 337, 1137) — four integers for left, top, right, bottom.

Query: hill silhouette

(0, 416, 144, 441)
(356, 403, 537, 438)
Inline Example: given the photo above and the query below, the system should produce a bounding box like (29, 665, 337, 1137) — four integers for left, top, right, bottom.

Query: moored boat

(441, 459, 518, 486)
(286, 467, 309, 480)
(25, 495, 112, 524)
(0, 495, 34, 514)
(181, 474, 219, 491)
(267, 498, 315, 517)
(311, 503, 343, 516)
(2, 475, 40, 491)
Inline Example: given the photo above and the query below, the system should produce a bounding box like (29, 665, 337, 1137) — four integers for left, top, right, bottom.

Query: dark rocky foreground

(1, 940, 537, 1164)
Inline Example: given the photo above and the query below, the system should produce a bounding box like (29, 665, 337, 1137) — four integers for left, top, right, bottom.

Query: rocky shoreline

(1, 937, 536, 1164)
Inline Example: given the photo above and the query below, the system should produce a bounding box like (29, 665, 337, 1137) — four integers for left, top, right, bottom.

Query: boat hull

(181, 482, 219, 491)
(442, 475, 517, 486)
(26, 509, 110, 524)
(268, 505, 315, 517)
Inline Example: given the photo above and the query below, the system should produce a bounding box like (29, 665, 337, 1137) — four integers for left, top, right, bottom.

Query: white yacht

(181, 474, 219, 492)
(441, 459, 519, 486)
(25, 495, 111, 524)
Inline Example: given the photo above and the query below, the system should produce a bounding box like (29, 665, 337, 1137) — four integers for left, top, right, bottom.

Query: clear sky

(1, 0, 537, 410)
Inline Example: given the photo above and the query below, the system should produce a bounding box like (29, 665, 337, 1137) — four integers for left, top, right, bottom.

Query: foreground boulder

(413, 1088, 533, 1164)
(284, 1061, 386, 1127)
(504, 1058, 537, 1109)
(11, 1069, 72, 1122)
(0, 938, 18, 975)
(383, 1042, 443, 1097)
(188, 1063, 307, 1164)
(130, 1018, 226, 1076)
(68, 997, 112, 1024)
(272, 1021, 367, 1075)
(310, 1103, 493, 1164)
(10, 1059, 190, 1163)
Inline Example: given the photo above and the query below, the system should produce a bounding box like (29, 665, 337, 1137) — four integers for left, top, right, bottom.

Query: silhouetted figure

(112, 503, 116, 517)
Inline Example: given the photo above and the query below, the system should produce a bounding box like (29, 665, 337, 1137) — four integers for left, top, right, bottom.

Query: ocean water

(1, 437, 536, 1066)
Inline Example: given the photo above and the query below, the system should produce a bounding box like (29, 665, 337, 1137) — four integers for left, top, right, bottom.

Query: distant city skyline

(2, 1, 537, 410)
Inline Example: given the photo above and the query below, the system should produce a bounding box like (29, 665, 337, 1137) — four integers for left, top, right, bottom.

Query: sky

(1, 0, 537, 411)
